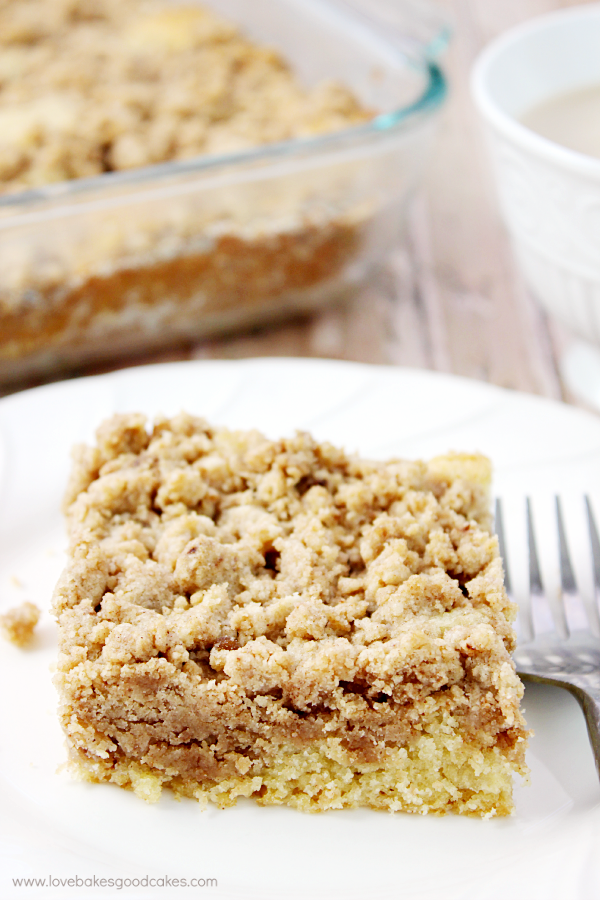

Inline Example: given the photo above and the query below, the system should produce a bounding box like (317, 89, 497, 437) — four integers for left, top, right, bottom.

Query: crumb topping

(0, 0, 370, 192)
(55, 414, 520, 725)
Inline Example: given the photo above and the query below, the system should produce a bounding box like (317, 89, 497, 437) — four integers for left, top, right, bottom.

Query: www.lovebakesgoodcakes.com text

(11, 874, 218, 890)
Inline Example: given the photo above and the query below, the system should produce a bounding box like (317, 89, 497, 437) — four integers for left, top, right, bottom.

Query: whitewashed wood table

(4, 0, 591, 409)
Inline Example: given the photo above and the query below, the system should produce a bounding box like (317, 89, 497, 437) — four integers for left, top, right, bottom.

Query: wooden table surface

(5, 0, 591, 409)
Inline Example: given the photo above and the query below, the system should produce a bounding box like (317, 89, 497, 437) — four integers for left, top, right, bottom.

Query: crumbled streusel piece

(1, 601, 40, 647)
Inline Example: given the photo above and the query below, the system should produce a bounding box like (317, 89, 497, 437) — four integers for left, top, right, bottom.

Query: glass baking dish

(0, 0, 448, 386)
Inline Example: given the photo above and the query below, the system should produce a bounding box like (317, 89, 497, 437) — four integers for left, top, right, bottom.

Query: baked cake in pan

(53, 413, 528, 816)
(0, 0, 372, 384)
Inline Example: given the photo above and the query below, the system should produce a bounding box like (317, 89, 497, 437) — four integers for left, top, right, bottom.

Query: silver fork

(495, 496, 600, 778)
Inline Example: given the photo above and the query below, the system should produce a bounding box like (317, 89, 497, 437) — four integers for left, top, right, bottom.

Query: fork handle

(568, 683, 600, 780)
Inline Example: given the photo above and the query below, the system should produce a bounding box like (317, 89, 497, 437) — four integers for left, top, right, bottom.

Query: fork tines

(494, 496, 600, 641)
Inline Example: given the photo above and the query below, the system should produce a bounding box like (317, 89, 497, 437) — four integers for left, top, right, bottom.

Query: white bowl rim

(471, 2, 600, 181)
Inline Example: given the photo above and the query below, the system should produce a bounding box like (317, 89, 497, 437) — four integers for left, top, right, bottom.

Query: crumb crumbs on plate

(1, 600, 40, 647)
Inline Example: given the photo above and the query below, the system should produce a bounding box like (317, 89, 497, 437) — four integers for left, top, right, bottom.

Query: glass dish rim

(0, 39, 446, 213)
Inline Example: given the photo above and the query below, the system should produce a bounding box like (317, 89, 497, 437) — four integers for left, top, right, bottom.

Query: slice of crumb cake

(53, 413, 528, 816)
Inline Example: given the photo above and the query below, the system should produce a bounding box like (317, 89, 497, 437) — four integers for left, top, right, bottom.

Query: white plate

(2, 358, 600, 900)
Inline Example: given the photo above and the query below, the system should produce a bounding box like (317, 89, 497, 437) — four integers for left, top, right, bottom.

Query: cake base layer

(0, 220, 361, 385)
(68, 731, 519, 817)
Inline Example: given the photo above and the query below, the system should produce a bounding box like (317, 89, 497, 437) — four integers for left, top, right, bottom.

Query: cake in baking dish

(0, 0, 371, 382)
(53, 413, 528, 816)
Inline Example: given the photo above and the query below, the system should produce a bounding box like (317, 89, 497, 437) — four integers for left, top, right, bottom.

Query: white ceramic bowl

(471, 4, 600, 401)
